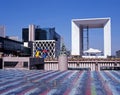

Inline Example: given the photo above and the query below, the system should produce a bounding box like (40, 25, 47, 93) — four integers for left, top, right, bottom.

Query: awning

(84, 48, 102, 54)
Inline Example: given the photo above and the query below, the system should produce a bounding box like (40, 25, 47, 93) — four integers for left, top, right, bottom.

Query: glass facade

(22, 28, 29, 42)
(35, 29, 47, 40)
(22, 26, 60, 42)
(0, 37, 31, 56)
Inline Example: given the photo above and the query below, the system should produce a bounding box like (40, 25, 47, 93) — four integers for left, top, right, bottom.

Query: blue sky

(0, 0, 120, 55)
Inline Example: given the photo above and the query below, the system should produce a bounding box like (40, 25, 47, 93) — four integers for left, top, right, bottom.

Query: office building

(0, 36, 31, 57)
(22, 25, 61, 58)
(22, 25, 60, 41)
(116, 50, 120, 58)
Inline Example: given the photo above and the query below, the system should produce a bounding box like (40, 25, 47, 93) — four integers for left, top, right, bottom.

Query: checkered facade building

(33, 40, 60, 58)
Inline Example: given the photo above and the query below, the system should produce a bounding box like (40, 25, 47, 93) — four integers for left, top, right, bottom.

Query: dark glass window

(22, 29, 29, 42)
(35, 29, 47, 40)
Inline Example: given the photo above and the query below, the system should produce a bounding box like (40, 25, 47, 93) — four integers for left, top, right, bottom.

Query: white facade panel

(71, 21, 80, 55)
(104, 19, 111, 57)
(29, 24, 35, 41)
(24, 42, 28, 47)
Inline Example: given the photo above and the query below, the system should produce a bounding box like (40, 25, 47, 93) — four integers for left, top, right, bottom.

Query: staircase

(15, 62, 23, 68)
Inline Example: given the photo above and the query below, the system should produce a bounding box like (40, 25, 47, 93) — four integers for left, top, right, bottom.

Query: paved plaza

(0, 69, 120, 95)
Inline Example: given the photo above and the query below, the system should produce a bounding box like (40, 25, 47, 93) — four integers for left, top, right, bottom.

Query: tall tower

(29, 24, 35, 41)
(0, 26, 5, 37)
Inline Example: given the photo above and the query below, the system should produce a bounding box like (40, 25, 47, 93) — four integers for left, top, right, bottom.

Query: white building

(71, 17, 111, 58)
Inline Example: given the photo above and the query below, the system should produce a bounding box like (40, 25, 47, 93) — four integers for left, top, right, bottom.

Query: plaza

(0, 69, 120, 95)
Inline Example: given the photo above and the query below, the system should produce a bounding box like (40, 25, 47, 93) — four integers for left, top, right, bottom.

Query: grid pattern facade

(33, 40, 59, 58)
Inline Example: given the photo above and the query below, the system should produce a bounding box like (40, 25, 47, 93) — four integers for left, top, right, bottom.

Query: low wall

(2, 57, 120, 71)
(45, 60, 120, 71)
(44, 61, 58, 70)
(2, 57, 44, 70)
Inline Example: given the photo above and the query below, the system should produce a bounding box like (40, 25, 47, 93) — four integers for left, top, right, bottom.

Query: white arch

(71, 17, 111, 58)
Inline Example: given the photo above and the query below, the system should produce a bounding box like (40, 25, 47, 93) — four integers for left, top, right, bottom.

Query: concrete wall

(44, 60, 120, 71)
(58, 54, 68, 71)
(2, 57, 44, 70)
(2, 57, 29, 69)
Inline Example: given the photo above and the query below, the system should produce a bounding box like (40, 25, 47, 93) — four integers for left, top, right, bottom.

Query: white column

(104, 19, 111, 57)
(29, 24, 35, 41)
(71, 21, 80, 55)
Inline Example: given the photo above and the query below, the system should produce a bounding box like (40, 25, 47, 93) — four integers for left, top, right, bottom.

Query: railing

(45, 59, 120, 71)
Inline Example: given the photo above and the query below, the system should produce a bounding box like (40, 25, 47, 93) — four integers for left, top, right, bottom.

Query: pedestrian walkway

(0, 69, 120, 95)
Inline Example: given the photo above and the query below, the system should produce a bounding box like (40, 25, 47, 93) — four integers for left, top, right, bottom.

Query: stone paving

(0, 69, 120, 95)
